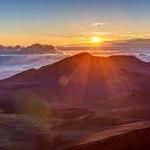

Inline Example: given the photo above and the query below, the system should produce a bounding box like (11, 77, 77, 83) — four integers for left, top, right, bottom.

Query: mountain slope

(69, 121, 150, 150)
(0, 53, 150, 149)
(0, 53, 150, 119)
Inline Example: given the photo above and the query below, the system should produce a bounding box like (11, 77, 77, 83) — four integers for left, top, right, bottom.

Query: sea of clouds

(0, 54, 66, 80)
(0, 49, 150, 80)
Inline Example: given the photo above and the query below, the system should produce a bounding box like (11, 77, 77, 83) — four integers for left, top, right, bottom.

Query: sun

(90, 36, 104, 43)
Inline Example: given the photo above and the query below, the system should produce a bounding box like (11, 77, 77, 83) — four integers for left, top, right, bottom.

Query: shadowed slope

(69, 121, 150, 150)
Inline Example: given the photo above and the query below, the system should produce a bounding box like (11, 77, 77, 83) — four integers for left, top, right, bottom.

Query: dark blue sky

(0, 0, 150, 45)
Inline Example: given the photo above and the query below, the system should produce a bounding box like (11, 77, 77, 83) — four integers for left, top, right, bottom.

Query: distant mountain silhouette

(19, 43, 59, 54)
(0, 43, 60, 54)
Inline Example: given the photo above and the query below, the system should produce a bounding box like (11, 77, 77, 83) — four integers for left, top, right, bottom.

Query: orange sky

(0, 1, 150, 46)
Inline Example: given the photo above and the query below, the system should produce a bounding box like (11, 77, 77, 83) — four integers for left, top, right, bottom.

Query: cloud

(91, 22, 105, 27)
(76, 22, 106, 32)
(91, 31, 111, 35)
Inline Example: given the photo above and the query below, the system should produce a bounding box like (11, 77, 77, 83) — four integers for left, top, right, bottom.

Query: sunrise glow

(90, 36, 104, 43)
(0, 1, 149, 46)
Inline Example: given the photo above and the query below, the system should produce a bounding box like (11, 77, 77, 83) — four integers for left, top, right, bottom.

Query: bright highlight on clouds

(91, 22, 105, 27)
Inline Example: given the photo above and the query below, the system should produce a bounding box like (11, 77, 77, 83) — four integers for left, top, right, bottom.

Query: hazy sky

(0, 0, 150, 45)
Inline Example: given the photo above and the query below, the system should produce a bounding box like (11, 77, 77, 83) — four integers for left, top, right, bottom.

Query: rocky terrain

(69, 121, 150, 150)
(0, 53, 150, 149)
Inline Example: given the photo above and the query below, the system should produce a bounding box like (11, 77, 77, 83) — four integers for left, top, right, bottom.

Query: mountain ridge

(1, 52, 148, 83)
(0, 53, 150, 118)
